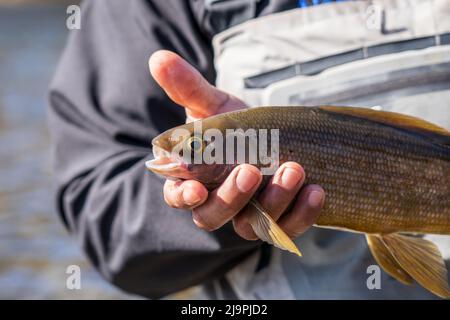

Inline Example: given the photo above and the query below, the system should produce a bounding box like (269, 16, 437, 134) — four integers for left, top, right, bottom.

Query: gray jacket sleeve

(48, 0, 259, 299)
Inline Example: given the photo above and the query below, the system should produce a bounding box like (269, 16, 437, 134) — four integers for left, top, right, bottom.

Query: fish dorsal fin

(320, 106, 450, 146)
(380, 234, 450, 299)
(366, 234, 413, 285)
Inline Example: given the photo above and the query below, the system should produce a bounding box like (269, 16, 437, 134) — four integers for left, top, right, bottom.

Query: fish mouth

(145, 145, 187, 178)
(145, 157, 180, 172)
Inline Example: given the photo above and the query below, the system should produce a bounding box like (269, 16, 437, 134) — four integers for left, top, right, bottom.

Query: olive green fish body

(226, 107, 450, 235)
(147, 106, 450, 298)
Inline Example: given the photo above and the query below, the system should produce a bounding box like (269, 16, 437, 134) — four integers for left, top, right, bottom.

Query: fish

(145, 106, 450, 298)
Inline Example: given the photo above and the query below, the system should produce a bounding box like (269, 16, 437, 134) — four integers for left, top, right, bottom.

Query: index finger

(192, 164, 262, 231)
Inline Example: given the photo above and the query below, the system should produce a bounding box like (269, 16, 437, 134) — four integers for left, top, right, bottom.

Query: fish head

(146, 112, 244, 189)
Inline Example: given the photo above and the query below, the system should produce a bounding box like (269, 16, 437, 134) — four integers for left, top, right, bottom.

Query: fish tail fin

(366, 233, 450, 298)
(248, 198, 302, 257)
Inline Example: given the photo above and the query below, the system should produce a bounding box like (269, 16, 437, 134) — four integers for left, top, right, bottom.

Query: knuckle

(286, 229, 303, 240)
(213, 195, 239, 220)
(283, 220, 309, 239)
(233, 215, 257, 240)
(305, 206, 323, 225)
(203, 224, 218, 232)
(163, 193, 177, 208)
(164, 189, 184, 209)
(192, 209, 218, 232)
(233, 217, 246, 235)
(293, 208, 317, 228)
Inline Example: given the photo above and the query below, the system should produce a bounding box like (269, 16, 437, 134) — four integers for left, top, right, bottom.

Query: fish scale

(147, 106, 450, 298)
(227, 107, 450, 235)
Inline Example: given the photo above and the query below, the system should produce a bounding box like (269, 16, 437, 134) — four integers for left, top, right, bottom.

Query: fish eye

(186, 136, 204, 153)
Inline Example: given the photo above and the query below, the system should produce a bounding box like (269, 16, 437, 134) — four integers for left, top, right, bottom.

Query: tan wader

(211, 0, 450, 299)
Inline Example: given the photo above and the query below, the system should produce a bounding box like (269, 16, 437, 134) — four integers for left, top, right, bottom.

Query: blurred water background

(0, 1, 137, 299)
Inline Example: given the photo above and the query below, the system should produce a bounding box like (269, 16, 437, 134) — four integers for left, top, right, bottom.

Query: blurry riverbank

(0, 3, 135, 299)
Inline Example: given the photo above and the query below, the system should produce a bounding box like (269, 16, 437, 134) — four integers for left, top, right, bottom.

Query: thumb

(149, 50, 240, 119)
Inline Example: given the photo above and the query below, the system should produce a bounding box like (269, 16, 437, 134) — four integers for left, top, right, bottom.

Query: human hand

(149, 50, 325, 240)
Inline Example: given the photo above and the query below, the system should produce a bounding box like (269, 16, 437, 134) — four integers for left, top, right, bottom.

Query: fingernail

(281, 167, 302, 189)
(236, 168, 260, 193)
(183, 186, 201, 205)
(308, 190, 324, 208)
(192, 211, 205, 228)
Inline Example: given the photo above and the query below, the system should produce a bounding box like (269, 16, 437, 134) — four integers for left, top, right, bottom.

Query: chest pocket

(212, 0, 450, 129)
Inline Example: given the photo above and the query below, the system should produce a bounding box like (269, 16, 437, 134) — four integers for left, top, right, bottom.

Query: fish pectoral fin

(379, 233, 450, 299)
(366, 234, 414, 285)
(248, 198, 302, 257)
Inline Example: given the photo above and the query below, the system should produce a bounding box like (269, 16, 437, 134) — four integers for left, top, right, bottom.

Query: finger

(233, 162, 305, 240)
(163, 179, 208, 209)
(258, 162, 305, 220)
(192, 164, 262, 232)
(277, 185, 325, 239)
(149, 50, 243, 119)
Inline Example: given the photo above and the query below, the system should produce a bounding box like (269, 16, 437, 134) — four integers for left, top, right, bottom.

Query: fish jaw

(145, 157, 187, 177)
(146, 142, 237, 188)
(145, 145, 190, 179)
